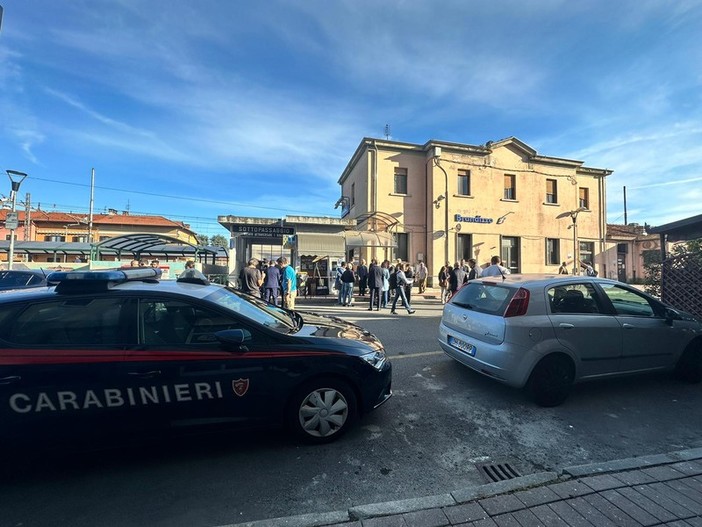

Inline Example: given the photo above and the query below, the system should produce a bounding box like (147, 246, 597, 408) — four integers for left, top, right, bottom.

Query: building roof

(0, 210, 190, 229)
(649, 213, 702, 242)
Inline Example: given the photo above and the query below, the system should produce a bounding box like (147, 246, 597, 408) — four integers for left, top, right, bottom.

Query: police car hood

(295, 311, 384, 351)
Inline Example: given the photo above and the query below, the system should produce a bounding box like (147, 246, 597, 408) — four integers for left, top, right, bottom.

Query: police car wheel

(287, 379, 357, 443)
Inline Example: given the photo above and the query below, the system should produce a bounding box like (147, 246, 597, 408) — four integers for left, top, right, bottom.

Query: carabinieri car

(0, 268, 392, 446)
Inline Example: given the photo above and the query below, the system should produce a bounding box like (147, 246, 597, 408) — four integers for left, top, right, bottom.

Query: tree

(210, 234, 228, 248)
(196, 234, 209, 246)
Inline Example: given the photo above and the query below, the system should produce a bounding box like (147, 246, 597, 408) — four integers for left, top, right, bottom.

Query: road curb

(221, 448, 702, 527)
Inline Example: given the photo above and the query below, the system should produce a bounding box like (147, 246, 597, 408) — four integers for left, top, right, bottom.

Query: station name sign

(455, 213, 493, 224)
(231, 225, 295, 237)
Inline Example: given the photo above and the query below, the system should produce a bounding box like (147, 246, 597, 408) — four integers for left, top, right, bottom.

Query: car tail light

(504, 287, 530, 317)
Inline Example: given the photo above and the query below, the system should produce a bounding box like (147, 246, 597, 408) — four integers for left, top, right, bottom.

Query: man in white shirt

(482, 256, 511, 277)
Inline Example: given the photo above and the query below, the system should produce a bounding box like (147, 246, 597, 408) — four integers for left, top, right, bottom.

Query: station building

(337, 137, 613, 282)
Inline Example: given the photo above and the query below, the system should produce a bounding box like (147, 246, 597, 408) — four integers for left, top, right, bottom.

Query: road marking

(390, 351, 443, 360)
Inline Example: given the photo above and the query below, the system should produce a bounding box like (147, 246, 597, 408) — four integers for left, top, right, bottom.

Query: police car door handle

(0, 375, 21, 385)
(127, 370, 162, 378)
(559, 323, 575, 329)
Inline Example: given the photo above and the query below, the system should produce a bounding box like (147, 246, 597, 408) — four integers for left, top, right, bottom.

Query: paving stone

(470, 518, 498, 527)
(616, 486, 678, 523)
(634, 482, 699, 517)
(670, 460, 702, 476)
(509, 509, 544, 527)
(512, 486, 561, 508)
(660, 521, 693, 527)
(547, 500, 595, 526)
(578, 474, 626, 492)
(613, 469, 657, 486)
(334, 522, 362, 527)
(685, 517, 702, 526)
(477, 495, 525, 516)
(361, 515, 408, 527)
(600, 489, 659, 526)
(679, 476, 702, 496)
(491, 513, 523, 527)
(664, 479, 702, 514)
(568, 496, 618, 527)
(400, 508, 449, 527)
(547, 480, 594, 499)
(443, 503, 489, 524)
(530, 504, 565, 527)
(640, 465, 687, 481)
(582, 493, 640, 527)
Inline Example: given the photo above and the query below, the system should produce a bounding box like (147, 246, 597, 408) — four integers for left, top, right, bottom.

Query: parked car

(0, 269, 50, 290)
(439, 275, 702, 406)
(0, 268, 392, 447)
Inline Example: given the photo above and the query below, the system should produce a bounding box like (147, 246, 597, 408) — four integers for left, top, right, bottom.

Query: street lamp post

(6, 170, 27, 270)
(556, 207, 587, 275)
(427, 147, 449, 265)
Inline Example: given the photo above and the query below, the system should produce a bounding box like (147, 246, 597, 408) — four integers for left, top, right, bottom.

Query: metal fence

(661, 252, 702, 319)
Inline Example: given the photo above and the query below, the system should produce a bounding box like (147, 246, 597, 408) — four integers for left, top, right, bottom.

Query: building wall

(340, 137, 611, 282)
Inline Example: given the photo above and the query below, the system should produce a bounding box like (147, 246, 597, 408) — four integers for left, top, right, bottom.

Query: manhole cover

(475, 462, 521, 483)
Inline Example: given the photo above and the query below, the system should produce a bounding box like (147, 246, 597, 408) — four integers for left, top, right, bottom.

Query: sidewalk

(227, 448, 702, 527)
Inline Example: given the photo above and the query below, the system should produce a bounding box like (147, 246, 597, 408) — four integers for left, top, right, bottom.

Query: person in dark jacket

(367, 259, 384, 311)
(356, 259, 369, 295)
(448, 262, 467, 300)
(340, 262, 356, 306)
(263, 260, 282, 306)
(404, 263, 414, 305)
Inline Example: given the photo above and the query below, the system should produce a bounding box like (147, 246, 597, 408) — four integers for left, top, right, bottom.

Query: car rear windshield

(449, 282, 516, 315)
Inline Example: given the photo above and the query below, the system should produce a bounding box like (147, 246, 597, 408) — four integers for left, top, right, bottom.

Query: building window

(394, 168, 408, 195)
(546, 179, 558, 204)
(457, 234, 472, 261)
(579, 187, 590, 209)
(5, 234, 16, 241)
(44, 235, 65, 242)
(394, 232, 409, 261)
(504, 174, 516, 200)
(457, 170, 471, 196)
(73, 235, 89, 243)
(501, 236, 520, 273)
(351, 183, 355, 206)
(546, 238, 560, 265)
(580, 241, 595, 265)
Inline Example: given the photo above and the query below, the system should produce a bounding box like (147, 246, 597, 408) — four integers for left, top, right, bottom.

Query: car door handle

(0, 375, 21, 385)
(559, 323, 575, 329)
(127, 370, 162, 379)
(622, 323, 635, 329)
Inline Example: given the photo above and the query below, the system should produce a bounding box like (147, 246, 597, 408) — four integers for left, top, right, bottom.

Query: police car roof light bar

(49, 268, 162, 293)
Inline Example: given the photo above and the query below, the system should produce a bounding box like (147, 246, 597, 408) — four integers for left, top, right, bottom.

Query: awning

(296, 233, 346, 255)
(343, 231, 397, 248)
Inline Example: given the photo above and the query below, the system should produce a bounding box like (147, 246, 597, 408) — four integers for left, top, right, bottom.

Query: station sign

(5, 212, 19, 230)
(231, 225, 295, 238)
(455, 213, 493, 224)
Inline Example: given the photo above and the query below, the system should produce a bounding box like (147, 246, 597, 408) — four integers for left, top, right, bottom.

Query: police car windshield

(205, 287, 296, 331)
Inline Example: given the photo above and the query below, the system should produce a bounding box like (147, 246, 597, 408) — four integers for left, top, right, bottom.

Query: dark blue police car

(0, 268, 391, 445)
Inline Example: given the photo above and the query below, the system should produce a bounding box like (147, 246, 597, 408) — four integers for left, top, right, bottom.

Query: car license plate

(448, 335, 476, 356)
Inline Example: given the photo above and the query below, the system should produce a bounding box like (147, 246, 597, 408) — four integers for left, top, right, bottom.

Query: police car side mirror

(664, 307, 681, 326)
(215, 329, 252, 351)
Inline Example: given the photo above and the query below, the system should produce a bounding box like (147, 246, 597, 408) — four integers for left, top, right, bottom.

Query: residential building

(604, 223, 664, 282)
(337, 137, 612, 282)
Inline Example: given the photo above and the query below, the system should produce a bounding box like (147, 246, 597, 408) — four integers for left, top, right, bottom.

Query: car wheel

(527, 355, 575, 407)
(674, 342, 702, 383)
(287, 379, 357, 443)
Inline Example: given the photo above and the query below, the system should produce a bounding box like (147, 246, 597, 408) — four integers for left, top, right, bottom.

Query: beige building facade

(338, 137, 613, 283)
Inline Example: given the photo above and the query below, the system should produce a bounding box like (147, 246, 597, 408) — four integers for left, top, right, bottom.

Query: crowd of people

(237, 257, 298, 310)
(236, 254, 596, 312)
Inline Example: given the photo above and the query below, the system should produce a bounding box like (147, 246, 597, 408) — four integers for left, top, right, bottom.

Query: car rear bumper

(438, 323, 531, 388)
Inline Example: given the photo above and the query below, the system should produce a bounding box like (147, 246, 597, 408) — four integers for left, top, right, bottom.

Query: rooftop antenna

(384, 124, 391, 140)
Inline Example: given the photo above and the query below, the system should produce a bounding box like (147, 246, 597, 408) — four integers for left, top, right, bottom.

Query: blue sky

(1, 1, 701, 237)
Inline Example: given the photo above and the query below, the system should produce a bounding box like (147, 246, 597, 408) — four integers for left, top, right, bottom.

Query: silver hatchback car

(439, 275, 702, 406)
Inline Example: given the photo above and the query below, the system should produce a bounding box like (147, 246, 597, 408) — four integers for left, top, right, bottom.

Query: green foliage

(195, 234, 210, 246)
(644, 238, 702, 297)
(210, 234, 228, 248)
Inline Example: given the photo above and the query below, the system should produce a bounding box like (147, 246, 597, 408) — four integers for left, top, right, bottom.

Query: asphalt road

(1, 294, 701, 527)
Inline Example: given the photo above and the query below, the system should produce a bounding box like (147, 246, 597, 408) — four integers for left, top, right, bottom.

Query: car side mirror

(664, 307, 681, 326)
(215, 329, 252, 351)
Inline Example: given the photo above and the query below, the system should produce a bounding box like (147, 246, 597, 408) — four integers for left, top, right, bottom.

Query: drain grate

(475, 462, 521, 483)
